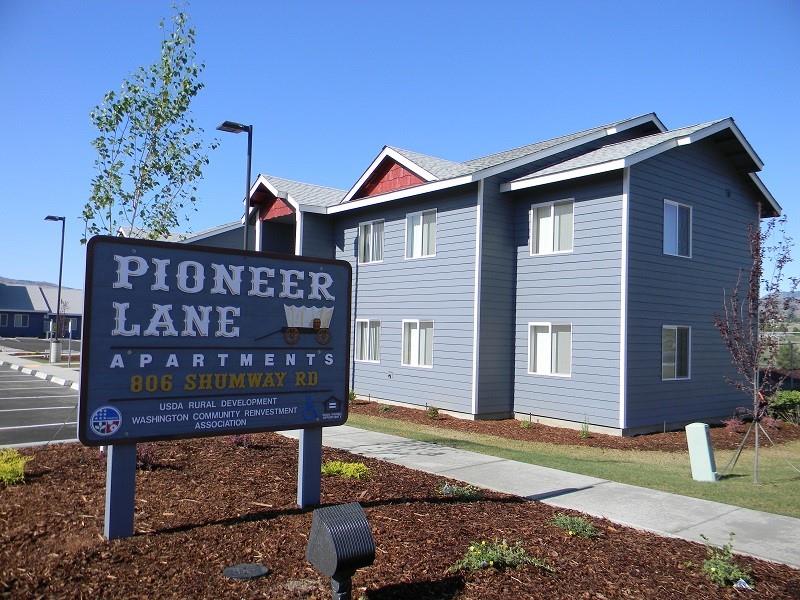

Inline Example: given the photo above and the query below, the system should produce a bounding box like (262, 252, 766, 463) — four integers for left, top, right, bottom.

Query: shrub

(136, 444, 158, 471)
(321, 460, 369, 479)
(701, 534, 752, 587)
(448, 539, 553, 573)
(0, 449, 32, 485)
(770, 390, 800, 424)
(760, 415, 782, 430)
(426, 405, 440, 420)
(348, 390, 357, 405)
(579, 418, 590, 439)
(722, 416, 746, 434)
(378, 404, 393, 413)
(228, 434, 253, 448)
(437, 481, 484, 500)
(520, 420, 533, 429)
(549, 512, 599, 538)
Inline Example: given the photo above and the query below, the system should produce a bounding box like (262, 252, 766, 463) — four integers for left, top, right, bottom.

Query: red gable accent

(257, 196, 294, 221)
(354, 158, 426, 199)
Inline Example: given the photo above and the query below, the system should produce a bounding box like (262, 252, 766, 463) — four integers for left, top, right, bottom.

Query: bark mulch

(2, 435, 799, 599)
(350, 400, 800, 452)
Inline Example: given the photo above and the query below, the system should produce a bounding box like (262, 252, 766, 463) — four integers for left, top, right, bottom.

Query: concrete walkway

(286, 425, 800, 569)
(2, 350, 796, 569)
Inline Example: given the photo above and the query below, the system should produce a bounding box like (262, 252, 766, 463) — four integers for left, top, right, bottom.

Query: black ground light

(306, 503, 375, 600)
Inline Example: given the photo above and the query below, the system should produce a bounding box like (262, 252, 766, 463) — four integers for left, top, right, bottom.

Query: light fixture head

(217, 120, 250, 134)
(44, 215, 65, 222)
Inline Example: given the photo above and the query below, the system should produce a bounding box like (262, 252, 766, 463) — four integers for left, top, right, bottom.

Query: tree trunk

(753, 371, 760, 485)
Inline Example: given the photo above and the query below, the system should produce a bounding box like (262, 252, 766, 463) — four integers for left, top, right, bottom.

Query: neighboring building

(0, 284, 83, 339)
(188, 113, 780, 435)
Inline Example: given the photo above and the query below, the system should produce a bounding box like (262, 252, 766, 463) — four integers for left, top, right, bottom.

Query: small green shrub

(579, 418, 590, 439)
(0, 449, 32, 485)
(321, 460, 369, 479)
(448, 539, 553, 573)
(549, 512, 599, 538)
(348, 390, 357, 404)
(426, 405, 440, 420)
(700, 533, 752, 587)
(519, 420, 532, 429)
(437, 481, 484, 500)
(770, 390, 800, 424)
(378, 404, 393, 413)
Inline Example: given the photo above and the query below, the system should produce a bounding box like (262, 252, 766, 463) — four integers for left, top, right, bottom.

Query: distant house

(0, 284, 83, 339)
(186, 113, 780, 435)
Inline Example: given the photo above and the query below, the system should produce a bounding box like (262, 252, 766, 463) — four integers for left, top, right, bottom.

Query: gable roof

(337, 113, 665, 205)
(0, 283, 83, 315)
(501, 117, 780, 216)
(262, 175, 346, 208)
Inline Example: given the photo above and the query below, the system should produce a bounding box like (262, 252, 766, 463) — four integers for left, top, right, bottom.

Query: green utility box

(685, 422, 719, 482)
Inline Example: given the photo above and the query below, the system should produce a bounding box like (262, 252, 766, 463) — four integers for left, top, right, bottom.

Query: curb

(0, 359, 80, 391)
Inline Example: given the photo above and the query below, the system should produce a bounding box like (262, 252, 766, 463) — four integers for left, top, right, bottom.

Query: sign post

(79, 236, 351, 539)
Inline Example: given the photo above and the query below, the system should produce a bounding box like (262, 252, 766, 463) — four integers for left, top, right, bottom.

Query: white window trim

(661, 324, 692, 381)
(400, 319, 434, 369)
(357, 219, 384, 265)
(14, 314, 29, 328)
(354, 318, 381, 364)
(404, 208, 437, 260)
(529, 199, 575, 256)
(527, 321, 572, 377)
(663, 199, 692, 259)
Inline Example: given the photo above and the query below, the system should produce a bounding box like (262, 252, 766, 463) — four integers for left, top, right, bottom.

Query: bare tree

(714, 213, 798, 483)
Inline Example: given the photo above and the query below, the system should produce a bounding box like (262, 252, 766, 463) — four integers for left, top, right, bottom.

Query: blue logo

(90, 406, 122, 436)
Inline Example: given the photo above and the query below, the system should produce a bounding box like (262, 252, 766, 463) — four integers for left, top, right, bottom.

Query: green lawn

(347, 413, 800, 518)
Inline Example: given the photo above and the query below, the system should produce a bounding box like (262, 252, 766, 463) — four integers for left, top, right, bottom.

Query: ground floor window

(662, 325, 690, 380)
(528, 322, 572, 376)
(402, 320, 433, 367)
(13, 314, 29, 328)
(0, 314, 6, 327)
(355, 319, 381, 362)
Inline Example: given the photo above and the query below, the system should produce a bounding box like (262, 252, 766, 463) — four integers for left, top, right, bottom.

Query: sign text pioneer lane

(79, 236, 351, 446)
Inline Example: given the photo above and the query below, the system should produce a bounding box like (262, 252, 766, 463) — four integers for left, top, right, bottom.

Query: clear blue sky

(1, 1, 798, 289)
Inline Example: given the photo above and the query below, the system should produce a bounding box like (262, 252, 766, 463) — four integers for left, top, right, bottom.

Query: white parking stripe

(1, 395, 77, 400)
(0, 387, 68, 391)
(0, 407, 75, 412)
(1, 438, 78, 449)
(0, 422, 77, 431)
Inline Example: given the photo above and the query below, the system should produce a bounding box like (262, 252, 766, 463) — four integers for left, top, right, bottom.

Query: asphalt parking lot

(0, 336, 81, 354)
(0, 364, 78, 446)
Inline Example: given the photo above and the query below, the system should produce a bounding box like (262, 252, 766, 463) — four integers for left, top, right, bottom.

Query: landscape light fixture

(217, 120, 253, 251)
(306, 502, 375, 600)
(44, 216, 66, 337)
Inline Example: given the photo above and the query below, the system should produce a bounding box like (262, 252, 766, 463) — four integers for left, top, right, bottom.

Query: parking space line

(1, 395, 77, 400)
(0, 407, 75, 412)
(0, 387, 70, 391)
(0, 422, 77, 431)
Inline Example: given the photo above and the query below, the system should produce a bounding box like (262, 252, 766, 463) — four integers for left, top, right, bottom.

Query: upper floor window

(663, 200, 691, 258)
(530, 200, 573, 255)
(528, 322, 572, 376)
(355, 319, 381, 362)
(14, 314, 29, 328)
(662, 325, 690, 380)
(406, 209, 436, 259)
(0, 314, 6, 327)
(402, 319, 434, 368)
(358, 220, 384, 264)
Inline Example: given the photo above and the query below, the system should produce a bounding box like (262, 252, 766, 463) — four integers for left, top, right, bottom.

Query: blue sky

(0, 0, 798, 289)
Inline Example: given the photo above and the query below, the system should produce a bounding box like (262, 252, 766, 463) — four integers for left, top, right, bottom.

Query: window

(530, 200, 573, 255)
(663, 200, 691, 257)
(401, 320, 434, 367)
(528, 323, 572, 376)
(662, 325, 690, 380)
(406, 209, 436, 259)
(13, 314, 29, 328)
(358, 220, 384, 264)
(0, 314, 6, 327)
(355, 319, 381, 362)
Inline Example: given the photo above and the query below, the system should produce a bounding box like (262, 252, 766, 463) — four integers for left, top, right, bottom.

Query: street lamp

(44, 215, 65, 364)
(217, 120, 253, 251)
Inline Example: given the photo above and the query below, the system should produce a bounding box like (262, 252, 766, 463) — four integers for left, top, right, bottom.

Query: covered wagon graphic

(256, 305, 334, 345)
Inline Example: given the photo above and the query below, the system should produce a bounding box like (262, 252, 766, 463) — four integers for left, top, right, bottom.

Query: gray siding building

(186, 113, 780, 435)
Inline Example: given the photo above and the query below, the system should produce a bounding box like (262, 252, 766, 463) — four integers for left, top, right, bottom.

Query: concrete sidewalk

(4, 351, 796, 569)
(286, 425, 800, 569)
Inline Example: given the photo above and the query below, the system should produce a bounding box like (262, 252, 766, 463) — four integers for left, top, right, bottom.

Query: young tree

(714, 214, 798, 483)
(82, 9, 216, 242)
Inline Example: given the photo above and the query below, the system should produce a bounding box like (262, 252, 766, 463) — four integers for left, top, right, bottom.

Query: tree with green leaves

(82, 8, 216, 243)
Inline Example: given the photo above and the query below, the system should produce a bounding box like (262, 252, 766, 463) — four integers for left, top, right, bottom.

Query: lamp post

(217, 120, 253, 251)
(44, 215, 65, 364)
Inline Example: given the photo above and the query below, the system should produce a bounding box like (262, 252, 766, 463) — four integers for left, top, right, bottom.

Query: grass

(447, 539, 553, 574)
(347, 413, 800, 518)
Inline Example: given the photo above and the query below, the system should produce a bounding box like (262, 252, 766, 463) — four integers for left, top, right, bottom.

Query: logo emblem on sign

(90, 406, 122, 436)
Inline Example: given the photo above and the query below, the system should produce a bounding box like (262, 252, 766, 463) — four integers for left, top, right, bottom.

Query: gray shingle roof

(510, 120, 725, 183)
(0, 283, 83, 314)
(387, 147, 473, 179)
(264, 175, 346, 208)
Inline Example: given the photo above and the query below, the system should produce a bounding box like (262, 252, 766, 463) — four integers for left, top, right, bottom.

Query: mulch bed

(350, 400, 800, 452)
(2, 435, 799, 599)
